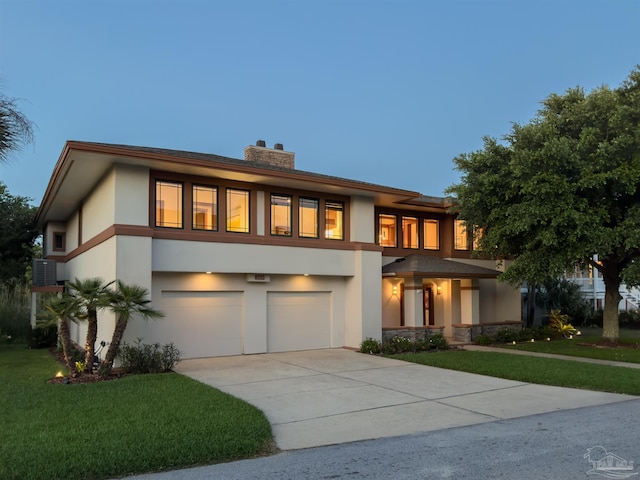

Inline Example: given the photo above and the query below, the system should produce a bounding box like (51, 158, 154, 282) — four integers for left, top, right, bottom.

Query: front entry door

(423, 286, 434, 326)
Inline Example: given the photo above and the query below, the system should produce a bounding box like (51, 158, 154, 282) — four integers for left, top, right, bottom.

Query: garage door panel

(268, 292, 330, 353)
(159, 291, 243, 358)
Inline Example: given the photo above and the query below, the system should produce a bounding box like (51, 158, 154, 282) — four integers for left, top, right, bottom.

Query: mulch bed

(47, 348, 126, 384)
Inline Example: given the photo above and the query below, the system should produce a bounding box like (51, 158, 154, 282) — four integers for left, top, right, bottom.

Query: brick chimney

(244, 140, 295, 169)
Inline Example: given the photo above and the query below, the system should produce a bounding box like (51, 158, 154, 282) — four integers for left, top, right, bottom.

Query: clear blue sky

(1, 0, 638, 205)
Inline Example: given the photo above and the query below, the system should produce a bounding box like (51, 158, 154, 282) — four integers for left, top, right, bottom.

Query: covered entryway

(158, 291, 244, 358)
(267, 292, 331, 352)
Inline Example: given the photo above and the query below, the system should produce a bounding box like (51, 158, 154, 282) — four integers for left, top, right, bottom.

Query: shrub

(474, 335, 493, 346)
(30, 325, 57, 348)
(619, 310, 640, 329)
(118, 338, 181, 374)
(381, 335, 412, 355)
(360, 337, 381, 354)
(547, 310, 577, 336)
(493, 327, 519, 344)
(426, 334, 448, 350)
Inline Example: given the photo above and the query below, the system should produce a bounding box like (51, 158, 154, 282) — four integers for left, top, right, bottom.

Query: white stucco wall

(349, 195, 375, 243)
(152, 240, 356, 276)
(114, 164, 150, 226)
(82, 168, 116, 239)
(345, 249, 382, 346)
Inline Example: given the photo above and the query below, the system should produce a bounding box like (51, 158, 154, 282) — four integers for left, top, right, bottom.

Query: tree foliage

(0, 92, 34, 163)
(447, 66, 640, 342)
(0, 182, 38, 282)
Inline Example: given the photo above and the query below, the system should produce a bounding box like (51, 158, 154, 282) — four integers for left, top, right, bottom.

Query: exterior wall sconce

(437, 285, 442, 295)
(392, 285, 399, 296)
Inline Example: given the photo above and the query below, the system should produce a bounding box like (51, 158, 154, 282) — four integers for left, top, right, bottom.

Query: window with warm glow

(454, 219, 469, 250)
(402, 216, 418, 249)
(424, 219, 439, 250)
(299, 197, 319, 238)
(271, 194, 292, 236)
(193, 185, 217, 230)
(156, 180, 183, 228)
(378, 214, 397, 247)
(226, 189, 250, 233)
(325, 201, 344, 240)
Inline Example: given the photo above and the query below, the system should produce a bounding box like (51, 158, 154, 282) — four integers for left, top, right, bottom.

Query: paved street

(126, 397, 640, 480)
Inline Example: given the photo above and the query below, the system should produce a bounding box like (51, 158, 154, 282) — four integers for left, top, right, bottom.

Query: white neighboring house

(564, 256, 640, 311)
(31, 140, 522, 358)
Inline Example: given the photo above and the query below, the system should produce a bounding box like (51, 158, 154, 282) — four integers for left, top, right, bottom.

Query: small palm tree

(100, 280, 163, 376)
(68, 277, 112, 374)
(42, 294, 80, 376)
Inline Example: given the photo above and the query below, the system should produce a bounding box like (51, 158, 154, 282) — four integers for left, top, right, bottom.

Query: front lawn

(391, 350, 640, 395)
(504, 333, 640, 364)
(0, 345, 273, 480)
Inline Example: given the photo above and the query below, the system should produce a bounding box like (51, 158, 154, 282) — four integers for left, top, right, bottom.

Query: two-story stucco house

(32, 140, 521, 358)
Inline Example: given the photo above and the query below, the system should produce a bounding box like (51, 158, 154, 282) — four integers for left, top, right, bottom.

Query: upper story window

(226, 189, 250, 233)
(325, 201, 344, 240)
(156, 180, 183, 228)
(424, 219, 439, 250)
(378, 214, 397, 247)
(53, 232, 66, 252)
(454, 219, 469, 250)
(402, 216, 418, 249)
(271, 194, 292, 236)
(299, 197, 319, 238)
(193, 185, 217, 231)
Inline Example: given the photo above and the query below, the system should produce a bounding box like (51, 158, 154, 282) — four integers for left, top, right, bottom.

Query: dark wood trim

(31, 285, 64, 293)
(47, 223, 381, 263)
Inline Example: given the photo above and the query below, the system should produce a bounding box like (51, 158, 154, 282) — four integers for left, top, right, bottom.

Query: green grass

(391, 350, 640, 395)
(504, 335, 640, 364)
(0, 345, 273, 480)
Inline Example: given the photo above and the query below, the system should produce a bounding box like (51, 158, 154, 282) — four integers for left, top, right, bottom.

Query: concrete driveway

(175, 348, 631, 450)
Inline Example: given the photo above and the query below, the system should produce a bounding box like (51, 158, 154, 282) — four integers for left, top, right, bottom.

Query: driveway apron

(175, 348, 632, 450)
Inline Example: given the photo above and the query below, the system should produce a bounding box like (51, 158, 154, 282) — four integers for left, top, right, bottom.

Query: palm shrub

(41, 294, 80, 375)
(68, 278, 112, 373)
(100, 280, 164, 376)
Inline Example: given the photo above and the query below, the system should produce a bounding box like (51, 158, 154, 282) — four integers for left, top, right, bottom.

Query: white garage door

(267, 292, 331, 352)
(159, 291, 243, 358)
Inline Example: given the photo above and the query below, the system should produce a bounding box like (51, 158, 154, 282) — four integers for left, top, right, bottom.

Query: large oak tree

(447, 66, 640, 343)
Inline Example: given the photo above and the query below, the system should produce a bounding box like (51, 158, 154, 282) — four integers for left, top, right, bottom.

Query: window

(454, 219, 469, 250)
(270, 194, 292, 236)
(424, 219, 439, 250)
(226, 189, 250, 233)
(299, 197, 319, 238)
(325, 201, 344, 240)
(192, 185, 217, 231)
(53, 232, 65, 252)
(378, 214, 397, 247)
(402, 216, 418, 249)
(156, 180, 183, 228)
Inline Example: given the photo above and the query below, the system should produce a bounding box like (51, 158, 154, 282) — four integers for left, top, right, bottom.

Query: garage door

(267, 292, 331, 352)
(159, 291, 243, 358)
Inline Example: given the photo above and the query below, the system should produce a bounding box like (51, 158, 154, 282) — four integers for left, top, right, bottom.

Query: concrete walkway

(464, 344, 640, 369)
(175, 348, 633, 451)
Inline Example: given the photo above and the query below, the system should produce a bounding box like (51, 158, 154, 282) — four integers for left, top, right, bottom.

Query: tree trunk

(58, 318, 77, 376)
(100, 317, 127, 376)
(602, 270, 621, 344)
(84, 309, 98, 375)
